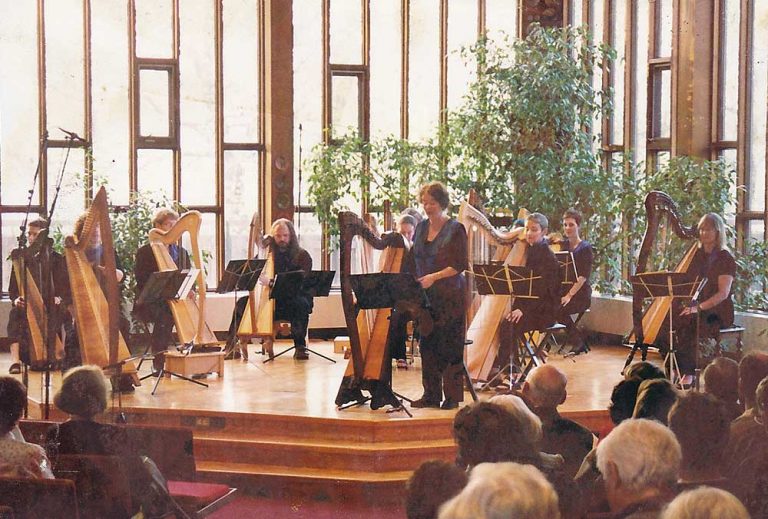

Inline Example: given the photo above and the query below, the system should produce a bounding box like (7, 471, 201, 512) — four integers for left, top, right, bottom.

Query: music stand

(217, 259, 265, 293)
(263, 270, 337, 363)
(472, 264, 545, 390)
(553, 251, 583, 355)
(629, 271, 706, 388)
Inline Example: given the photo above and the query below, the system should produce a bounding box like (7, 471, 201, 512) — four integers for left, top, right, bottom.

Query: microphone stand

(297, 123, 302, 239)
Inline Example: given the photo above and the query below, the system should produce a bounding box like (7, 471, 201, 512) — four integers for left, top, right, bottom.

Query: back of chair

(123, 424, 197, 481)
(53, 454, 133, 519)
(0, 477, 79, 519)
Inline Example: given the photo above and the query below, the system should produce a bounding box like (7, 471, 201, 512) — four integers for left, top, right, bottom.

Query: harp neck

(636, 191, 698, 274)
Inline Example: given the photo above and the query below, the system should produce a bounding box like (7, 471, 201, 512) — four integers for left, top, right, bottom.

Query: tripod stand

(140, 345, 209, 395)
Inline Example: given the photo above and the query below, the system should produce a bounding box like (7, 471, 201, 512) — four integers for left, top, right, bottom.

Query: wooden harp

(630, 191, 698, 346)
(334, 211, 409, 407)
(459, 194, 529, 382)
(63, 186, 137, 381)
(148, 211, 218, 346)
(236, 212, 275, 352)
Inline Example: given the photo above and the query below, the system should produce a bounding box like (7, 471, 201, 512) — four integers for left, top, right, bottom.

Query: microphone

(58, 127, 86, 142)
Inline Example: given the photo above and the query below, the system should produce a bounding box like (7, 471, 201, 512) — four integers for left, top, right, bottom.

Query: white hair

(488, 394, 543, 443)
(438, 462, 560, 519)
(661, 487, 749, 519)
(526, 365, 568, 408)
(596, 418, 681, 493)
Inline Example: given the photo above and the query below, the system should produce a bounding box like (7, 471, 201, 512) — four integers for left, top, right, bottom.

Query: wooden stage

(7, 340, 649, 507)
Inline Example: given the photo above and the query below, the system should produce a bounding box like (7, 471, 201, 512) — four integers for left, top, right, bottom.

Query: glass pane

(748, 220, 765, 248)
(719, 0, 740, 141)
(223, 151, 260, 263)
(200, 213, 219, 289)
(46, 148, 86, 239)
(296, 211, 324, 276)
(139, 69, 171, 137)
(370, 0, 402, 138)
(570, 0, 583, 27)
(2, 214, 28, 293)
(486, 0, 518, 43)
(408, 0, 440, 142)
(45, 0, 85, 138)
(331, 75, 360, 139)
(223, 0, 260, 143)
(137, 149, 174, 196)
(293, 0, 323, 201)
(656, 0, 673, 57)
(651, 68, 671, 139)
(447, 0, 477, 111)
(748, 0, 768, 212)
(180, 0, 216, 206)
(719, 148, 738, 216)
(91, 0, 131, 205)
(610, 0, 627, 146)
(591, 0, 605, 140)
(330, 0, 363, 65)
(633, 0, 650, 156)
(135, 0, 174, 58)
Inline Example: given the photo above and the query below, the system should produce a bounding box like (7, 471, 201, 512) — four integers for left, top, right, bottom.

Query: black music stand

(263, 270, 336, 363)
(472, 264, 546, 390)
(629, 272, 706, 388)
(217, 259, 265, 294)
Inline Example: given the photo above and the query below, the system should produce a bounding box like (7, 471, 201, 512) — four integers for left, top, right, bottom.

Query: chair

(714, 326, 745, 359)
(0, 477, 79, 519)
(53, 454, 133, 518)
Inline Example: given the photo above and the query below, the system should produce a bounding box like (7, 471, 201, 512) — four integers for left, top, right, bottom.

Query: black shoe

(293, 348, 309, 360)
(411, 398, 441, 409)
(8, 363, 21, 375)
(440, 399, 459, 410)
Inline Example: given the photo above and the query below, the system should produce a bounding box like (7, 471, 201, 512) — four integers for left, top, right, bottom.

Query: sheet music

(176, 268, 199, 299)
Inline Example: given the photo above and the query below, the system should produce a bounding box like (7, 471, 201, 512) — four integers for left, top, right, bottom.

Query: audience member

(438, 462, 560, 519)
(702, 357, 742, 421)
(596, 419, 681, 518)
(661, 487, 749, 519)
(521, 365, 595, 478)
(625, 361, 666, 382)
(0, 376, 53, 479)
(608, 378, 643, 425)
(405, 460, 467, 519)
(632, 378, 679, 425)
(667, 392, 730, 486)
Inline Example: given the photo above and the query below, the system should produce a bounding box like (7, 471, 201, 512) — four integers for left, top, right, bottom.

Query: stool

(164, 351, 225, 378)
(714, 326, 745, 358)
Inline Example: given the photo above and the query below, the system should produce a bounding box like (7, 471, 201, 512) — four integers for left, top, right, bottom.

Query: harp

(334, 211, 411, 407)
(459, 193, 529, 382)
(630, 191, 698, 347)
(63, 186, 137, 381)
(148, 211, 218, 346)
(236, 212, 275, 354)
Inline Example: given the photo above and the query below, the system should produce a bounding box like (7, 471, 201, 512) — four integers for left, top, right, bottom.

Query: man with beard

(258, 218, 313, 360)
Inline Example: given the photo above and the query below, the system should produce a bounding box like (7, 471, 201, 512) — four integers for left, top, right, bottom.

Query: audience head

(625, 361, 666, 382)
(633, 378, 679, 425)
(608, 378, 642, 425)
(488, 394, 543, 444)
(667, 392, 730, 476)
(738, 352, 768, 410)
(152, 208, 179, 231)
(419, 181, 451, 212)
(0, 376, 28, 435)
(596, 419, 681, 512)
(406, 460, 467, 519)
(438, 462, 560, 519)
(702, 357, 740, 406)
(522, 365, 568, 411)
(54, 365, 109, 419)
(661, 487, 749, 519)
(452, 401, 538, 468)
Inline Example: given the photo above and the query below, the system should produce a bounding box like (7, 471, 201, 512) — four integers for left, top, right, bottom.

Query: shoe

(410, 398, 441, 409)
(396, 359, 408, 370)
(8, 363, 21, 375)
(440, 399, 459, 410)
(293, 348, 309, 360)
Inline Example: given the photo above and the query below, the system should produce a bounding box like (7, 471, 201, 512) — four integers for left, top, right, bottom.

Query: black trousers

(675, 311, 730, 375)
(419, 304, 466, 404)
(557, 297, 590, 350)
(274, 296, 312, 349)
(498, 314, 555, 370)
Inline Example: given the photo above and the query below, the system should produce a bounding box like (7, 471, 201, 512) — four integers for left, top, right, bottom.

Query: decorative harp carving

(334, 211, 408, 407)
(63, 186, 137, 381)
(631, 191, 698, 346)
(459, 195, 529, 382)
(236, 212, 275, 348)
(148, 211, 218, 346)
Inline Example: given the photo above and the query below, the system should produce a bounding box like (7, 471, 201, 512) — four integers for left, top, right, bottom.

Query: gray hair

(438, 462, 560, 519)
(661, 487, 749, 519)
(488, 394, 543, 444)
(525, 365, 568, 409)
(596, 419, 681, 493)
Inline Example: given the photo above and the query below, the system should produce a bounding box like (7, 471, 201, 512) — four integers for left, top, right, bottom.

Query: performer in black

(133, 209, 190, 374)
(6, 218, 70, 373)
(499, 213, 560, 371)
(388, 212, 422, 369)
(258, 218, 314, 360)
(558, 208, 593, 354)
(408, 181, 468, 410)
(676, 212, 735, 376)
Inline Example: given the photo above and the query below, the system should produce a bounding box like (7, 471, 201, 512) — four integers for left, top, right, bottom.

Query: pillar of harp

(630, 191, 698, 346)
(148, 211, 218, 346)
(236, 212, 275, 349)
(459, 195, 529, 383)
(63, 186, 138, 382)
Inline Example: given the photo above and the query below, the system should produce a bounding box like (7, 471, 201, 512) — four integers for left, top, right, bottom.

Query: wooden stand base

(164, 351, 225, 378)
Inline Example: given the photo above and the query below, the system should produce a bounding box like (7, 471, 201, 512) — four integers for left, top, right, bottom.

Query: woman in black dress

(677, 212, 736, 376)
(558, 208, 593, 354)
(409, 181, 468, 410)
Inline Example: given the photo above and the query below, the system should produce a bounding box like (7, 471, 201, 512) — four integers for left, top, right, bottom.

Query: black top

(273, 245, 312, 275)
(134, 242, 191, 298)
(8, 247, 71, 304)
(686, 247, 735, 327)
(408, 218, 468, 294)
(564, 240, 593, 306)
(513, 240, 560, 320)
